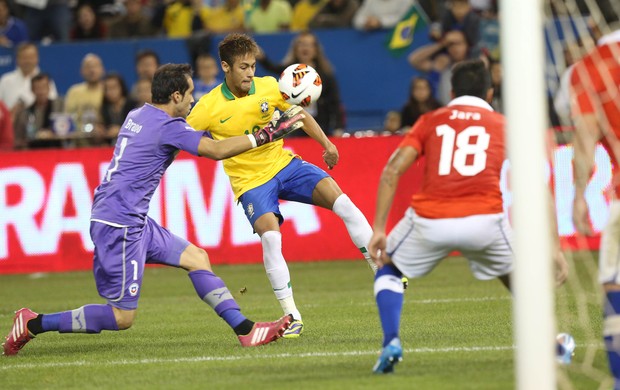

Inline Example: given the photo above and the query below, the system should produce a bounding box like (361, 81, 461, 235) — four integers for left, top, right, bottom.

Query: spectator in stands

(64, 53, 105, 140)
(0, 0, 28, 48)
(290, 0, 326, 31)
(352, 0, 414, 31)
(203, 0, 245, 34)
(0, 99, 13, 149)
(70, 3, 108, 41)
(489, 58, 502, 112)
(257, 30, 345, 137)
(130, 49, 159, 99)
(381, 110, 403, 136)
(399, 76, 441, 129)
(14, 73, 64, 149)
(22, 0, 71, 42)
(134, 77, 152, 107)
(108, 0, 157, 38)
(436, 0, 480, 48)
(193, 53, 221, 101)
(99, 73, 136, 144)
(246, 0, 292, 33)
(408, 29, 470, 104)
(309, 0, 359, 29)
(0, 43, 58, 116)
(163, 0, 209, 38)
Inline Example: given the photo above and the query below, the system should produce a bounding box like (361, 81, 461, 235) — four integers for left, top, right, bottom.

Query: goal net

(543, 0, 620, 389)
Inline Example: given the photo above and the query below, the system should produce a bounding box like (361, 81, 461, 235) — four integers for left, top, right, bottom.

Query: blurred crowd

(0, 0, 508, 150)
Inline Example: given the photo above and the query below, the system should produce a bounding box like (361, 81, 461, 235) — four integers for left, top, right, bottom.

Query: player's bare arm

(298, 109, 339, 169)
(572, 112, 602, 236)
(368, 146, 419, 266)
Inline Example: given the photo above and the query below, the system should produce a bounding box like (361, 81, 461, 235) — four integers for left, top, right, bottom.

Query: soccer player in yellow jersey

(187, 33, 377, 338)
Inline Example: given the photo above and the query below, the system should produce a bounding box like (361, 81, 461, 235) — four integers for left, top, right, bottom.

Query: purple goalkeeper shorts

(238, 157, 330, 228)
(90, 216, 190, 310)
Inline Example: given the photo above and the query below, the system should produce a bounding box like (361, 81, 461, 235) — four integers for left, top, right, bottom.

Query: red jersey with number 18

(400, 96, 506, 219)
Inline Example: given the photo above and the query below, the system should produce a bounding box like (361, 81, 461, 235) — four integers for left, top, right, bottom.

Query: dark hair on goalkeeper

(450, 59, 492, 100)
(151, 64, 193, 104)
(218, 33, 259, 67)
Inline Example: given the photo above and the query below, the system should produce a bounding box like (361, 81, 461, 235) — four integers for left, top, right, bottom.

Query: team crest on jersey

(259, 99, 269, 114)
(247, 203, 255, 218)
(129, 283, 139, 296)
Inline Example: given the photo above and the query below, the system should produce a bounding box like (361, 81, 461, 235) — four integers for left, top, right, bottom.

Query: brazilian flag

(386, 4, 429, 56)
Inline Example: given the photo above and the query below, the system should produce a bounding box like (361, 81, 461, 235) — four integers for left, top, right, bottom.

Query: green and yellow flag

(387, 4, 429, 56)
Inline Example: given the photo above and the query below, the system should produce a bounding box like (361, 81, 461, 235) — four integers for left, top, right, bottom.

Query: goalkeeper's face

(224, 54, 256, 97)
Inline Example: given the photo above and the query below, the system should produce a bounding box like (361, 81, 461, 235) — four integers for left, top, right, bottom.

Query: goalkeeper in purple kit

(3, 64, 305, 355)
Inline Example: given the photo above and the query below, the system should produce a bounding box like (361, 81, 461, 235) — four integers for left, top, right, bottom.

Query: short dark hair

(218, 33, 258, 67)
(151, 64, 193, 104)
(103, 73, 129, 103)
(31, 73, 50, 91)
(451, 59, 492, 100)
(135, 49, 160, 66)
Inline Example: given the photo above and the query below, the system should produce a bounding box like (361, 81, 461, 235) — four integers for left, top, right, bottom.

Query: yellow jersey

(187, 76, 294, 199)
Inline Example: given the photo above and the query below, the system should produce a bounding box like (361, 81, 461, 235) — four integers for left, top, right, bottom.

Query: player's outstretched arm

(294, 107, 339, 169)
(197, 108, 305, 160)
(369, 146, 418, 267)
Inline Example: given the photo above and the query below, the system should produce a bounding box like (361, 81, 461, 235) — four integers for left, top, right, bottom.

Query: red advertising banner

(0, 137, 612, 274)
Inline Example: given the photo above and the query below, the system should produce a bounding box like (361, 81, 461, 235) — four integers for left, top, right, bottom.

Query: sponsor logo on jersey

(220, 116, 233, 123)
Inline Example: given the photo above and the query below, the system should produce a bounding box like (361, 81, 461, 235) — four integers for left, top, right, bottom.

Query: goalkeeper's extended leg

(3, 304, 120, 356)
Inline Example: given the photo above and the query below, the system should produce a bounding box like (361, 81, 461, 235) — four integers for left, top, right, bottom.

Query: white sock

(332, 194, 378, 273)
(261, 231, 302, 320)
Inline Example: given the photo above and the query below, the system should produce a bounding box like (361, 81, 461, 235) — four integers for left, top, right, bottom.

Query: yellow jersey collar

(222, 79, 256, 100)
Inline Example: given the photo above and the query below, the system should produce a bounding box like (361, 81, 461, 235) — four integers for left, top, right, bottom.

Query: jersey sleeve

(186, 98, 211, 131)
(160, 119, 205, 156)
(399, 114, 429, 154)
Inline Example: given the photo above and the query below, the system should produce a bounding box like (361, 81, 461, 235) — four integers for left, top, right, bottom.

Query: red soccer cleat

(238, 315, 292, 347)
(3, 308, 37, 356)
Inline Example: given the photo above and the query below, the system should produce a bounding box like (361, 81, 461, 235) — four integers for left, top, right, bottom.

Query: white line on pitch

(1, 343, 603, 371)
(0, 345, 514, 371)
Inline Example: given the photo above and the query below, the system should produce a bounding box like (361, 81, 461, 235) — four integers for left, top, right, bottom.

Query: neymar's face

(223, 54, 256, 97)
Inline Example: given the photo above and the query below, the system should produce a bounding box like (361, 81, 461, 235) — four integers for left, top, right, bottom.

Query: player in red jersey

(369, 59, 568, 373)
(570, 3, 620, 385)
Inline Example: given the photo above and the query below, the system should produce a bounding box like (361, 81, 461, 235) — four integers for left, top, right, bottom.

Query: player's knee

(113, 309, 136, 330)
(180, 245, 213, 272)
(189, 247, 212, 271)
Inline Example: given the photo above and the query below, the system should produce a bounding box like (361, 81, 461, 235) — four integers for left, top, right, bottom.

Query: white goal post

(500, 0, 558, 389)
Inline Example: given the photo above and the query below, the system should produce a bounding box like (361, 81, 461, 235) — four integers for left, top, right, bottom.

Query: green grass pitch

(0, 255, 610, 389)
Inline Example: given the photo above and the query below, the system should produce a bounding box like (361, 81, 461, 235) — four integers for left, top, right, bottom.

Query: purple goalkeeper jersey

(91, 104, 204, 226)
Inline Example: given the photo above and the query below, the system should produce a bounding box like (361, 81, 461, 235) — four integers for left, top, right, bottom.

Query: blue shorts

(239, 157, 330, 228)
(90, 216, 190, 310)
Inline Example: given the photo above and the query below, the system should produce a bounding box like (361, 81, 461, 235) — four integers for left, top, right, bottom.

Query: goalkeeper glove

(253, 105, 305, 147)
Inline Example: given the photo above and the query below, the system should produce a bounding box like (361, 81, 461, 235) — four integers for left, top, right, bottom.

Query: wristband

(247, 134, 257, 148)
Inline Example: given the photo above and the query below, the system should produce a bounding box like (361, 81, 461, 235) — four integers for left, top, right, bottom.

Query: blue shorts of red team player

(239, 157, 330, 228)
(90, 216, 190, 310)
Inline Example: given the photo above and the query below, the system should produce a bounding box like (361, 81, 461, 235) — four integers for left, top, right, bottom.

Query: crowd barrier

(0, 136, 612, 274)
